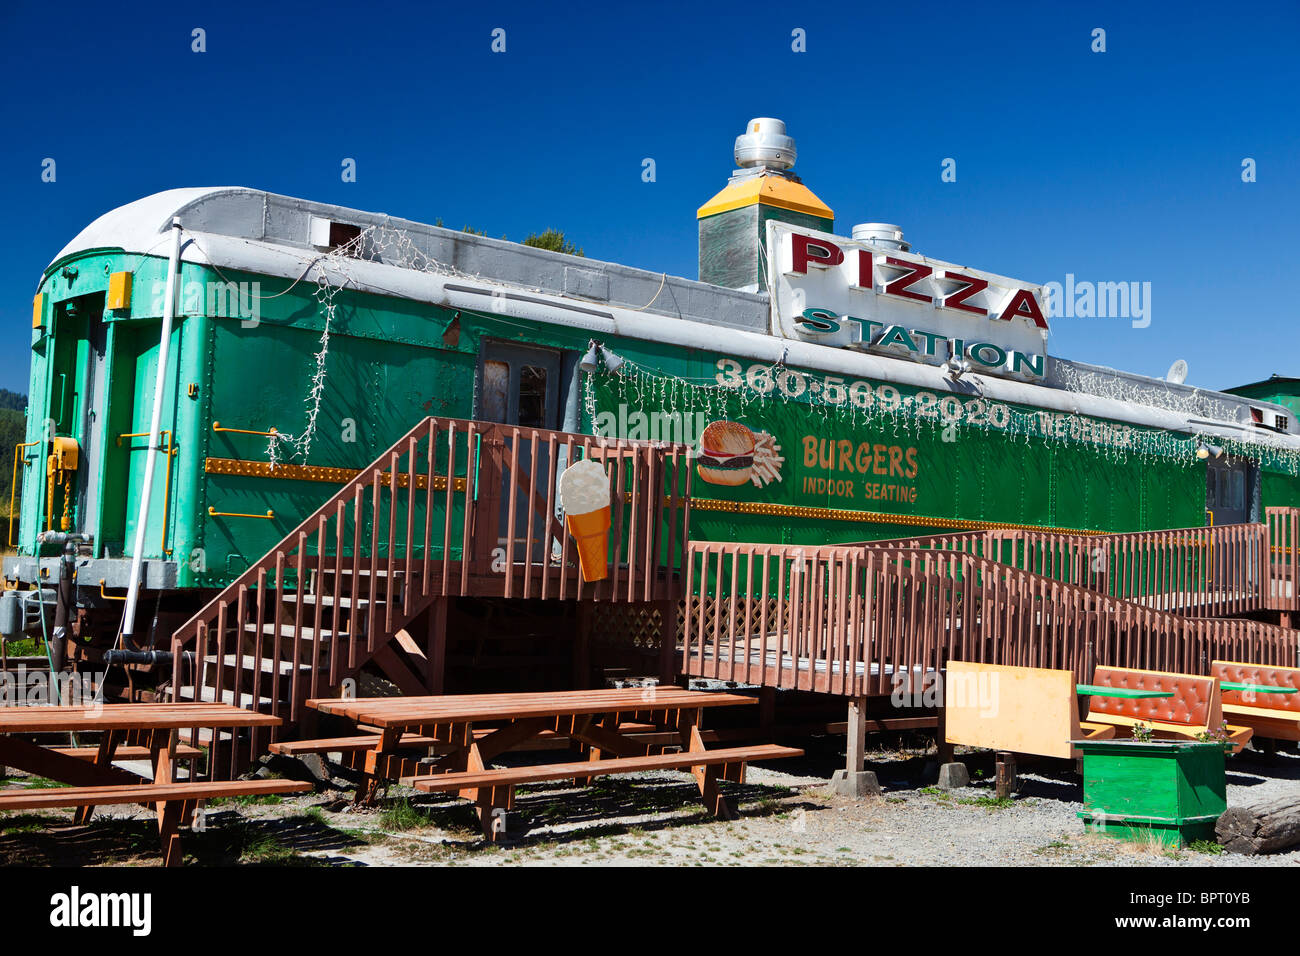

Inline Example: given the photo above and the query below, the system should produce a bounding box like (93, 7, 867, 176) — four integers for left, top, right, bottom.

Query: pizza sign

(766, 222, 1049, 379)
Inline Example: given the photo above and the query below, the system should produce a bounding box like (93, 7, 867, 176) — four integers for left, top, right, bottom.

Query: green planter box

(1073, 739, 1227, 848)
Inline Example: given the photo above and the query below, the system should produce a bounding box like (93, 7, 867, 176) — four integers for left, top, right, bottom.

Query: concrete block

(936, 761, 970, 789)
(830, 769, 881, 798)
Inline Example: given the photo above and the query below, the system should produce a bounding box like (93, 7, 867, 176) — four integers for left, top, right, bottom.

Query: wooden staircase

(169, 416, 692, 778)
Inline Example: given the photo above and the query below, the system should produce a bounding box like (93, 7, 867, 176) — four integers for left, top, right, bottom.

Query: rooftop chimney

(697, 118, 833, 293)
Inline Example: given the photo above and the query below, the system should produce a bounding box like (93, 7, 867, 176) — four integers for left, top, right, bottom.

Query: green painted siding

(15, 250, 1299, 593)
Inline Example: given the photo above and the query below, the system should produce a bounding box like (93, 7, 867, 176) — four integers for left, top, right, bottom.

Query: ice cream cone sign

(559, 457, 612, 582)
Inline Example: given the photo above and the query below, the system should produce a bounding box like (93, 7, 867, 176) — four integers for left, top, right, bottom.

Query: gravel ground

(3, 740, 1298, 866)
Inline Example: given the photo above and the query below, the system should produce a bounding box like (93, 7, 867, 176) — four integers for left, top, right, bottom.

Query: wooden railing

(984, 524, 1268, 617)
(1267, 506, 1299, 612)
(861, 520, 1286, 618)
(169, 416, 692, 776)
(682, 542, 1296, 696)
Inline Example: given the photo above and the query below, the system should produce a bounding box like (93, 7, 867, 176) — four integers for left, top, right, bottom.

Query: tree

(522, 229, 584, 257)
(0, 406, 28, 516)
(434, 219, 585, 256)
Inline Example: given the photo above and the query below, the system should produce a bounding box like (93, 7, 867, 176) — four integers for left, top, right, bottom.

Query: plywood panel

(944, 660, 1078, 760)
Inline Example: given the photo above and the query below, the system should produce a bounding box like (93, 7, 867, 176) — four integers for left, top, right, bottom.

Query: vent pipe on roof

(734, 118, 797, 171)
(851, 223, 910, 252)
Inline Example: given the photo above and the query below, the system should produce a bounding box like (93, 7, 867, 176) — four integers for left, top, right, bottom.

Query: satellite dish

(1166, 359, 1189, 385)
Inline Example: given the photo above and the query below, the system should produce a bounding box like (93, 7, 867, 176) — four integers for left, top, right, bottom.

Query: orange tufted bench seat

(1211, 660, 1300, 743)
(1084, 665, 1253, 753)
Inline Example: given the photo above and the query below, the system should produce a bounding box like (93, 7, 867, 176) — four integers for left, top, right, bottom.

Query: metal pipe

(50, 537, 77, 674)
(121, 217, 183, 641)
(104, 648, 191, 667)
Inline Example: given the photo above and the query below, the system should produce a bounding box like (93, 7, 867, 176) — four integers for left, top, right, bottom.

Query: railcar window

(329, 221, 363, 251)
(482, 360, 509, 423)
(518, 365, 548, 429)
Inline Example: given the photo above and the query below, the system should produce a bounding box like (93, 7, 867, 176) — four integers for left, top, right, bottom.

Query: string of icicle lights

(584, 355, 1300, 476)
(248, 218, 1298, 479)
(264, 223, 526, 466)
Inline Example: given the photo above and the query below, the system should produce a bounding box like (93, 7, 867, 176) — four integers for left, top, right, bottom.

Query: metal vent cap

(734, 118, 796, 170)
(851, 223, 910, 252)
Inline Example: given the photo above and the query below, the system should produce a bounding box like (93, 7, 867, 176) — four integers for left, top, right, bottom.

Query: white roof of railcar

(47, 187, 1300, 452)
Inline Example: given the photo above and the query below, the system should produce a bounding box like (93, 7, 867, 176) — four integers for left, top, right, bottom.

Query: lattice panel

(592, 603, 666, 650)
(681, 596, 781, 645)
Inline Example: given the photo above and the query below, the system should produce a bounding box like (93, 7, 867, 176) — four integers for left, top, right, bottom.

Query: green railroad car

(4, 118, 1298, 655)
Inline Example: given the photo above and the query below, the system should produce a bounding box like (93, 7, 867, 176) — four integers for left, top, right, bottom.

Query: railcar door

(478, 343, 562, 566)
(1206, 458, 1251, 527)
(115, 322, 181, 562)
(42, 294, 103, 538)
(1206, 457, 1255, 594)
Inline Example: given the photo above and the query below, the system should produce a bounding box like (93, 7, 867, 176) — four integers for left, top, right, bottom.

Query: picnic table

(0, 703, 311, 865)
(301, 688, 802, 839)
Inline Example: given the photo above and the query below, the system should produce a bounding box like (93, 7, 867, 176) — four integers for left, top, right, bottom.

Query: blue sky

(0, 0, 1295, 394)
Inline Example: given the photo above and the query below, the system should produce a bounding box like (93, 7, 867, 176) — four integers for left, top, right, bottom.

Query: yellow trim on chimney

(697, 175, 834, 220)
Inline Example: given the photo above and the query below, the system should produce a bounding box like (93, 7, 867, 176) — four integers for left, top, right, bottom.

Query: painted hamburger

(696, 420, 756, 486)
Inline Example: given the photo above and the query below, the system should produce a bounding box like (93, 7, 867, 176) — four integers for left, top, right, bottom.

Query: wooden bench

(271, 735, 442, 756)
(1212, 660, 1300, 743)
(412, 743, 803, 839)
(1084, 665, 1253, 752)
(269, 722, 672, 762)
(0, 778, 312, 865)
(55, 744, 204, 762)
(943, 661, 1116, 760)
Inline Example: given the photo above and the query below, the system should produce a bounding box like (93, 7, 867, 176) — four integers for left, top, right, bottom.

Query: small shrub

(379, 798, 432, 831)
(957, 795, 1014, 810)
